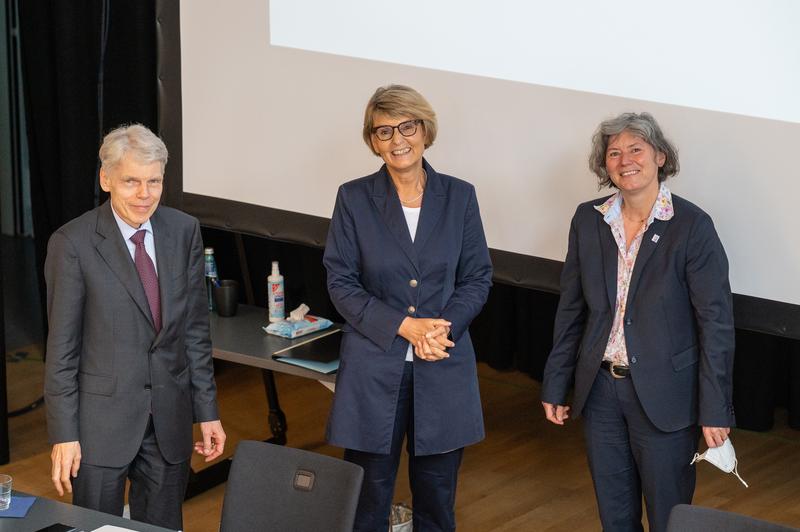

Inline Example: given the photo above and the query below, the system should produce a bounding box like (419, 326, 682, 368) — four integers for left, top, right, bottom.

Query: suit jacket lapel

(597, 214, 618, 311)
(94, 202, 155, 328)
(413, 159, 445, 254)
(371, 166, 419, 272)
(627, 218, 670, 305)
(150, 208, 175, 344)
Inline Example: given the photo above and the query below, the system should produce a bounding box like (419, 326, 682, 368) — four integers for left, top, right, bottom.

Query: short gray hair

(588, 112, 679, 189)
(99, 124, 168, 173)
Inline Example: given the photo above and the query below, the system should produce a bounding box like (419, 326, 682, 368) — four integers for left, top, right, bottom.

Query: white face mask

(691, 438, 748, 487)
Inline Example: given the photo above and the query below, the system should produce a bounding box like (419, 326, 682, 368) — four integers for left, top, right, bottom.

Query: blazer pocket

(172, 366, 190, 386)
(79, 372, 115, 396)
(671, 345, 699, 372)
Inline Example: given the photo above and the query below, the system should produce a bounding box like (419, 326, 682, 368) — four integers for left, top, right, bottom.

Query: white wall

(180, 0, 800, 306)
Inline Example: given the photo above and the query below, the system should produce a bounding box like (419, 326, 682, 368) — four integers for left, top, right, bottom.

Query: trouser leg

(345, 362, 414, 532)
(408, 448, 463, 532)
(72, 460, 128, 517)
(128, 417, 191, 531)
(404, 364, 463, 532)
(345, 446, 404, 532)
(618, 378, 697, 532)
(583, 371, 644, 532)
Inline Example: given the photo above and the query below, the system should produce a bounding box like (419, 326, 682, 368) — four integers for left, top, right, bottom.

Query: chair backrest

(667, 504, 799, 532)
(220, 440, 364, 532)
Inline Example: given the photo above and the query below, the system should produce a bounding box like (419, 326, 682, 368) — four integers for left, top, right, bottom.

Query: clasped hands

(398, 317, 454, 361)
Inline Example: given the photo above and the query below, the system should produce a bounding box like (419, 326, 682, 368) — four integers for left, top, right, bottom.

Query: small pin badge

(651, 234, 660, 243)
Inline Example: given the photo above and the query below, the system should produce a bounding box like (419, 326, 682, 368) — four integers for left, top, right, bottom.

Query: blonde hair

(362, 85, 437, 156)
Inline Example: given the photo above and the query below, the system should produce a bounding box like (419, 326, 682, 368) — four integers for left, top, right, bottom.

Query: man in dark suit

(44, 124, 226, 530)
(542, 113, 734, 532)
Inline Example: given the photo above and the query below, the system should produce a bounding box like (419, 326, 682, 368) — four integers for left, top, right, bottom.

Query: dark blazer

(541, 194, 735, 432)
(44, 201, 219, 467)
(323, 160, 492, 455)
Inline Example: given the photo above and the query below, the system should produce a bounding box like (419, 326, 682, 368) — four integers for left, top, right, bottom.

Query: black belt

(601, 360, 630, 379)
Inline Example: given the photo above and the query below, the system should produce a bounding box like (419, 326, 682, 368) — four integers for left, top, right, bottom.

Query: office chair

(219, 440, 364, 532)
(667, 504, 799, 532)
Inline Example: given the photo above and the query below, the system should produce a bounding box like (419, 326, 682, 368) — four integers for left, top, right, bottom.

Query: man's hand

(701, 426, 730, 448)
(542, 402, 571, 426)
(51, 441, 81, 496)
(194, 420, 226, 462)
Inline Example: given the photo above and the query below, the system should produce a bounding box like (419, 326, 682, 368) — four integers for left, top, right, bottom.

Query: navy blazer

(541, 193, 735, 432)
(323, 160, 492, 455)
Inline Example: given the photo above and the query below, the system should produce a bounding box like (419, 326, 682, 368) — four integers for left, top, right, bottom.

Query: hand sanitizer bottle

(267, 261, 285, 322)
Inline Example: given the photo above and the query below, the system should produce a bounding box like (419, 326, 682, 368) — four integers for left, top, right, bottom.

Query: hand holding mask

(690, 438, 748, 487)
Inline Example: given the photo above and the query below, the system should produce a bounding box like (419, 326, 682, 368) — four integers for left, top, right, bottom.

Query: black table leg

(185, 369, 290, 499)
(262, 369, 288, 445)
(185, 459, 231, 499)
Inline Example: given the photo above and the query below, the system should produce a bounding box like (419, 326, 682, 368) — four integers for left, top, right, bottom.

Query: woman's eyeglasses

(372, 119, 421, 141)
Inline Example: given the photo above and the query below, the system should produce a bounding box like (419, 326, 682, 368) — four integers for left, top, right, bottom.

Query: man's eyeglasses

(372, 119, 421, 141)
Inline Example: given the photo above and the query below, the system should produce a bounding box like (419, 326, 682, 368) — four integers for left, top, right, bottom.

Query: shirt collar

(110, 203, 154, 242)
(594, 183, 674, 225)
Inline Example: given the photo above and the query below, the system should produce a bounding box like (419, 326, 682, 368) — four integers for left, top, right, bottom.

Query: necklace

(399, 169, 427, 205)
(621, 203, 648, 224)
(622, 212, 648, 224)
(400, 191, 424, 205)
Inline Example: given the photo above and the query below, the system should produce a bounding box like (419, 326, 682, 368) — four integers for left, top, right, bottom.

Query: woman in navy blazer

(323, 85, 492, 531)
(541, 113, 735, 532)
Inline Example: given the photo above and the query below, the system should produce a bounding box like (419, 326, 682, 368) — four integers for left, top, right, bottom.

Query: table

(186, 305, 340, 497)
(211, 303, 339, 444)
(0, 491, 172, 531)
(210, 305, 337, 384)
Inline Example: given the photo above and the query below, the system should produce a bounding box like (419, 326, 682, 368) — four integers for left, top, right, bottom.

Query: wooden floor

(5, 347, 800, 531)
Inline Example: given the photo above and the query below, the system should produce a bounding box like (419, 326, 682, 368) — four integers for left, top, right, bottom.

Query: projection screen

(157, 0, 800, 337)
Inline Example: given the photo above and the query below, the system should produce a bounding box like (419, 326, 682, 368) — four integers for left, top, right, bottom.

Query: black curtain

(0, 251, 8, 464)
(19, 0, 157, 314)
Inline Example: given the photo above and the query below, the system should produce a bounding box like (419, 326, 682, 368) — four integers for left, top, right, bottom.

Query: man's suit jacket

(323, 160, 493, 455)
(541, 194, 735, 432)
(44, 201, 219, 467)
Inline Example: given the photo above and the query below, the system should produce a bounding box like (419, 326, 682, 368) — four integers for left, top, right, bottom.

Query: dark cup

(213, 280, 239, 317)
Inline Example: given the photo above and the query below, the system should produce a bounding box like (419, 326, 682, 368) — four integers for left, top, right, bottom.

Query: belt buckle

(609, 363, 626, 379)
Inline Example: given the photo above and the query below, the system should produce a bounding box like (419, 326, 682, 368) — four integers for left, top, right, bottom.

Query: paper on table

(274, 356, 339, 374)
(0, 495, 36, 518)
(92, 526, 138, 531)
(272, 328, 341, 374)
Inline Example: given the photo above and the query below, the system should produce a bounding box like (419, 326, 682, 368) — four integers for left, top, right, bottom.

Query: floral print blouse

(594, 183, 674, 366)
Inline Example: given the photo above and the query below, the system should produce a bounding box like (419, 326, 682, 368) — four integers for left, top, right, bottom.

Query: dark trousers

(345, 362, 464, 532)
(72, 417, 190, 531)
(583, 369, 697, 532)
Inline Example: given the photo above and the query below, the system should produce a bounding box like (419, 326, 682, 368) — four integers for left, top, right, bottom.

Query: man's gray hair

(99, 124, 168, 172)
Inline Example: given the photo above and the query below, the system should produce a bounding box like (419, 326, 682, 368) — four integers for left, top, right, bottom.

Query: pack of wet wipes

(690, 438, 748, 487)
